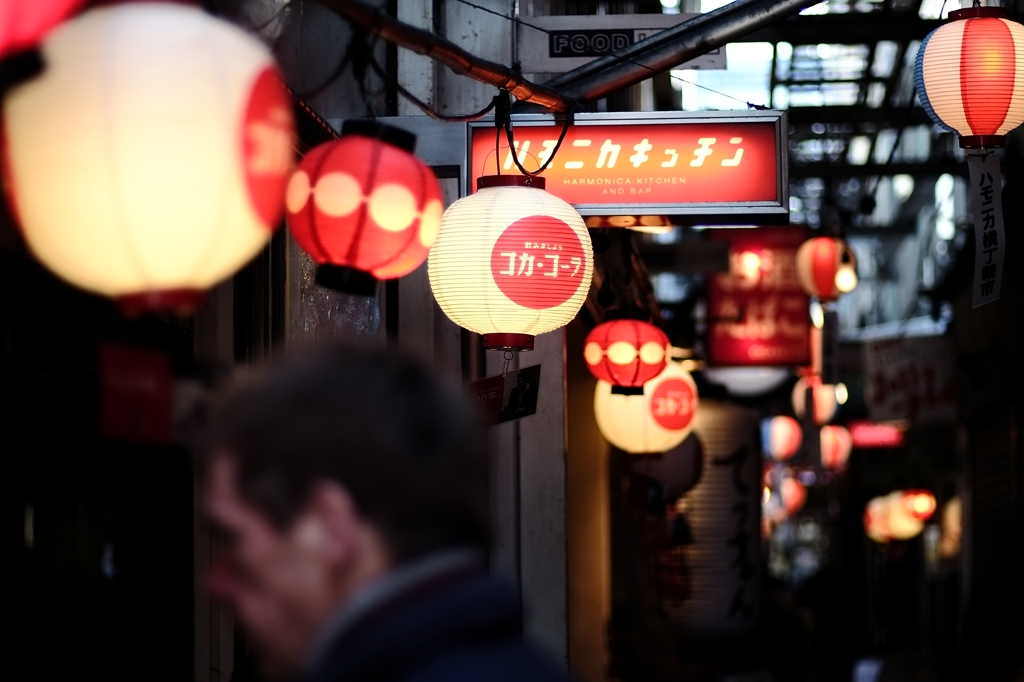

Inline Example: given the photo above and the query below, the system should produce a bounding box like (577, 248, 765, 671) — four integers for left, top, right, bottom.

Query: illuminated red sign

(848, 421, 906, 449)
(468, 112, 787, 221)
(705, 227, 810, 367)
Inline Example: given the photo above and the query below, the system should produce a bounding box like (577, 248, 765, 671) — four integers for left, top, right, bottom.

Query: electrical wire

(494, 89, 575, 176)
(448, 0, 770, 110)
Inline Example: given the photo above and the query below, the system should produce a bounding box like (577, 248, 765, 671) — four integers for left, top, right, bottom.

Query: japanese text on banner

(968, 154, 1005, 308)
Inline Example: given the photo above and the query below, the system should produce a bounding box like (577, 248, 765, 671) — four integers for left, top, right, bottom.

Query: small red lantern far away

(795, 236, 858, 301)
(0, 0, 83, 60)
(286, 120, 443, 295)
(902, 490, 937, 521)
(820, 424, 853, 471)
(584, 319, 670, 394)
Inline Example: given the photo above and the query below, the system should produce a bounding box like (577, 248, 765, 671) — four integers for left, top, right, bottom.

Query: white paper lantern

(428, 175, 593, 350)
(1, 4, 294, 311)
(791, 376, 838, 425)
(594, 360, 699, 455)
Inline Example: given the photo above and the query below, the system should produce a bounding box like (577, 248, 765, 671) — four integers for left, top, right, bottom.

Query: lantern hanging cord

(495, 89, 575, 178)
(449, 0, 769, 110)
(364, 50, 498, 122)
(501, 350, 514, 376)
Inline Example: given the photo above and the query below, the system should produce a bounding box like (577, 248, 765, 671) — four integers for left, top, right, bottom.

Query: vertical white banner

(968, 153, 1005, 308)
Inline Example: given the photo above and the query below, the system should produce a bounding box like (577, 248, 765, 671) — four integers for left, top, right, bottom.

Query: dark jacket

(300, 568, 570, 682)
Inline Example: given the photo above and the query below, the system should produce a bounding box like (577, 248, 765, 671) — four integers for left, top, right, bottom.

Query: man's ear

(293, 482, 361, 567)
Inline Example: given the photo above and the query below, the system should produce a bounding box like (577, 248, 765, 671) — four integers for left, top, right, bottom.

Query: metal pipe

(317, 0, 575, 111)
(519, 0, 819, 109)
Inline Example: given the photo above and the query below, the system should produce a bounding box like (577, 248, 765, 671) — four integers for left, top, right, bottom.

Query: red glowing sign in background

(469, 120, 781, 210)
(706, 227, 810, 367)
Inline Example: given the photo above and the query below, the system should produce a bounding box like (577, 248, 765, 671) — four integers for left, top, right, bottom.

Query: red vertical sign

(706, 227, 810, 367)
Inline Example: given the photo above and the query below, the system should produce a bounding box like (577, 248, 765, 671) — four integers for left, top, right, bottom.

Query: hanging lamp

(286, 120, 443, 294)
(583, 319, 670, 395)
(762, 415, 803, 462)
(791, 376, 839, 426)
(1, 3, 294, 312)
(593, 359, 698, 455)
(795, 236, 858, 301)
(820, 424, 852, 471)
(428, 175, 593, 351)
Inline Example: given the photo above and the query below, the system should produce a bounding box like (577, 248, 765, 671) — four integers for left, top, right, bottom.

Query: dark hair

(205, 343, 489, 561)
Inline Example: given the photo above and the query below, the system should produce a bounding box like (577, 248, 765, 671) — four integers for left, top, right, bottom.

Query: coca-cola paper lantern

(792, 376, 838, 425)
(762, 415, 802, 462)
(594, 360, 699, 455)
(286, 120, 443, 294)
(0, 0, 82, 60)
(795, 237, 858, 301)
(1, 4, 294, 312)
(916, 6, 1024, 148)
(820, 424, 852, 471)
(583, 319, 670, 394)
(429, 175, 593, 351)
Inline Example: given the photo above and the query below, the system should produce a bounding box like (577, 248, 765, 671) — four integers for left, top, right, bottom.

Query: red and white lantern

(583, 319, 670, 394)
(594, 360, 698, 455)
(795, 236, 858, 301)
(429, 175, 593, 351)
(916, 6, 1024, 148)
(792, 376, 838, 426)
(1, 4, 294, 311)
(762, 415, 802, 462)
(820, 424, 852, 471)
(780, 476, 807, 516)
(286, 120, 443, 294)
(864, 489, 937, 543)
(0, 0, 82, 60)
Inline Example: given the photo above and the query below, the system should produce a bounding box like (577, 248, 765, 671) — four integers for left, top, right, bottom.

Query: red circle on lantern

(489, 215, 587, 310)
(584, 319, 669, 388)
(650, 377, 697, 431)
(0, 0, 83, 59)
(286, 133, 443, 279)
(243, 68, 294, 229)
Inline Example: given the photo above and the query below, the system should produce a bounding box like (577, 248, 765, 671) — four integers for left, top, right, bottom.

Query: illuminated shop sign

(468, 111, 787, 222)
(705, 226, 810, 367)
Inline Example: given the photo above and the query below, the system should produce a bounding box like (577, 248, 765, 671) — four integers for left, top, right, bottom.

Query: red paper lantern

(916, 6, 1024, 149)
(902, 490, 937, 521)
(795, 236, 858, 301)
(791, 376, 838, 426)
(762, 415, 802, 462)
(583, 320, 669, 394)
(286, 120, 443, 294)
(781, 477, 807, 515)
(820, 424, 852, 471)
(0, 0, 83, 60)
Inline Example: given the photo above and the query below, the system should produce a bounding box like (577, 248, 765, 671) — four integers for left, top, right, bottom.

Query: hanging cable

(365, 50, 498, 122)
(449, 0, 769, 110)
(494, 89, 574, 177)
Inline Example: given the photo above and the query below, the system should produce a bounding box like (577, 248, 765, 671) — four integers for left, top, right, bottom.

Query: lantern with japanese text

(0, 0, 82, 61)
(791, 376, 838, 425)
(795, 237, 858, 301)
(286, 120, 443, 294)
(594, 360, 698, 455)
(916, 6, 1024, 149)
(820, 424, 852, 471)
(1, 4, 294, 312)
(584, 319, 670, 395)
(761, 416, 802, 462)
(429, 175, 593, 351)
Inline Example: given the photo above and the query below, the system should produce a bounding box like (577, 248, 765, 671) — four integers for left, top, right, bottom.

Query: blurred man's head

(201, 345, 488, 680)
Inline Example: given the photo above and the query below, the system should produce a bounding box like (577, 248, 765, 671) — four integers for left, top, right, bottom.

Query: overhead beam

(790, 160, 967, 178)
(519, 0, 819, 109)
(734, 14, 942, 44)
(785, 106, 934, 126)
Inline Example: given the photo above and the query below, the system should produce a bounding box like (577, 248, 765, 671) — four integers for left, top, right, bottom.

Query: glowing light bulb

(835, 382, 849, 405)
(809, 301, 825, 329)
(739, 251, 761, 278)
(835, 263, 858, 293)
